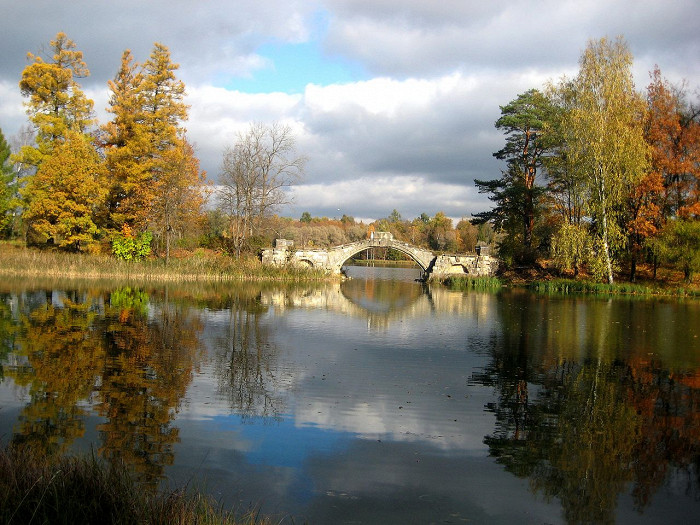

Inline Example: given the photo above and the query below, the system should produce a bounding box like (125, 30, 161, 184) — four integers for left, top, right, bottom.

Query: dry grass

(0, 445, 276, 525)
(0, 243, 329, 283)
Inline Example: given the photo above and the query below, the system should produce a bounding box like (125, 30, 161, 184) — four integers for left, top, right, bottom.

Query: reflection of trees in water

(10, 294, 105, 455)
(472, 294, 700, 523)
(3, 287, 202, 487)
(97, 287, 202, 486)
(212, 290, 285, 421)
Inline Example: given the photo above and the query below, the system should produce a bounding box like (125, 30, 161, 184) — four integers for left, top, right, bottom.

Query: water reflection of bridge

(259, 281, 494, 330)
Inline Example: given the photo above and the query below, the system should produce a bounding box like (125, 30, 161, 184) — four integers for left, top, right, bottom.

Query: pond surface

(1, 268, 700, 524)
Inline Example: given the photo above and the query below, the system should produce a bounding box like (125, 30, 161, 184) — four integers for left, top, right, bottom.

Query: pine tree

(0, 127, 17, 237)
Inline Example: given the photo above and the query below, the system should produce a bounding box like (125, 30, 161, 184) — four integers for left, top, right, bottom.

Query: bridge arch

(331, 242, 430, 274)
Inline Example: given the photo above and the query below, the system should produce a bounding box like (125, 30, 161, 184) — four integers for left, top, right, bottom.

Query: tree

(388, 209, 402, 223)
(0, 127, 16, 237)
(102, 50, 152, 232)
(475, 89, 556, 263)
(427, 211, 455, 251)
(645, 67, 700, 218)
(102, 43, 204, 262)
(561, 37, 649, 283)
(149, 138, 206, 263)
(651, 219, 700, 282)
(14, 32, 94, 170)
(20, 131, 106, 250)
(218, 122, 305, 256)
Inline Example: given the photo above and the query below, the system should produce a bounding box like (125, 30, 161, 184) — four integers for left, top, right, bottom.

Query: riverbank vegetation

(0, 445, 272, 525)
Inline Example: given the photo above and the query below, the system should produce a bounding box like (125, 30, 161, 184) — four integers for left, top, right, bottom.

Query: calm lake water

(1, 267, 700, 524)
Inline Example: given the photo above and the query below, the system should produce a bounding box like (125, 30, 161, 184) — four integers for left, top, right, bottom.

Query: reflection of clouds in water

(295, 398, 492, 451)
(177, 283, 502, 454)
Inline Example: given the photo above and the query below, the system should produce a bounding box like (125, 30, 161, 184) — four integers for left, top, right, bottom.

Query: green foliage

(110, 287, 149, 317)
(0, 128, 16, 238)
(651, 219, 700, 282)
(550, 222, 590, 274)
(528, 278, 699, 298)
(475, 89, 557, 259)
(112, 228, 152, 261)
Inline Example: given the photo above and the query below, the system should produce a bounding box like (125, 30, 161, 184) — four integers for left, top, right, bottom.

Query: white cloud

(287, 175, 484, 220)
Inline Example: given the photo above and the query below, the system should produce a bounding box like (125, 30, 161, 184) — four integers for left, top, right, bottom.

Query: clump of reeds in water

(443, 275, 502, 291)
(0, 445, 272, 525)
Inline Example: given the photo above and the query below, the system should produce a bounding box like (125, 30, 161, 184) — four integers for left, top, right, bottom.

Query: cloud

(287, 175, 484, 221)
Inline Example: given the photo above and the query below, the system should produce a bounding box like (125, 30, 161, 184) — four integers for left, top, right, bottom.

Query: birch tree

(562, 37, 648, 283)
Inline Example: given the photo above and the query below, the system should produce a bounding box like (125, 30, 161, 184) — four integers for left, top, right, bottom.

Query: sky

(1, 0, 699, 223)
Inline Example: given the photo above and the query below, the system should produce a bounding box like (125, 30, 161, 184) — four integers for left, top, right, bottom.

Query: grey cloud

(0, 0, 319, 89)
(322, 0, 700, 81)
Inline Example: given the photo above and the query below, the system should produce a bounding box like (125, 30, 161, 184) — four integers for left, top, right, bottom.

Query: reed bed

(0, 244, 328, 283)
(0, 445, 274, 525)
(528, 278, 700, 298)
(442, 275, 503, 291)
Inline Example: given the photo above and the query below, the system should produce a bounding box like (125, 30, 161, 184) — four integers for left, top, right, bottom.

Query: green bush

(112, 229, 152, 261)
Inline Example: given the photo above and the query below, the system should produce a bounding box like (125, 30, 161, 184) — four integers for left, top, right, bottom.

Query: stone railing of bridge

(261, 232, 498, 280)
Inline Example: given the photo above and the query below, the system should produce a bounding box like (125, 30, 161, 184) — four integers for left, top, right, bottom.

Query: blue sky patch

(226, 40, 366, 94)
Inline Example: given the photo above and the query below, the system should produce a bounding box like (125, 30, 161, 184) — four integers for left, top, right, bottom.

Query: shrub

(112, 225, 152, 261)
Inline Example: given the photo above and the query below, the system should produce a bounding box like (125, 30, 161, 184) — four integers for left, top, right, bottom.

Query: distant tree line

(475, 36, 700, 283)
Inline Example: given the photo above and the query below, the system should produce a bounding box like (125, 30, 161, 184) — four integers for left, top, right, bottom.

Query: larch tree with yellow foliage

(14, 32, 94, 170)
(13, 33, 102, 248)
(21, 131, 106, 251)
(102, 50, 151, 232)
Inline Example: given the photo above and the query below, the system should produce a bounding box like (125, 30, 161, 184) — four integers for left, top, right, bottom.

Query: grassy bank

(0, 243, 329, 283)
(0, 445, 273, 525)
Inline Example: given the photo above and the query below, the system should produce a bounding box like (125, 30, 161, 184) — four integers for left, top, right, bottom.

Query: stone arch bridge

(261, 232, 498, 280)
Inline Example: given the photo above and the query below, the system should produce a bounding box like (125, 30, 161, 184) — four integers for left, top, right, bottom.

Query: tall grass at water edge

(0, 244, 328, 283)
(0, 445, 276, 525)
(528, 278, 700, 298)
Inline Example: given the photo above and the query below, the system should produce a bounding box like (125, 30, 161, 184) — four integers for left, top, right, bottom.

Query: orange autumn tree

(14, 32, 94, 169)
(645, 67, 700, 218)
(103, 50, 152, 233)
(13, 32, 101, 249)
(103, 44, 205, 261)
